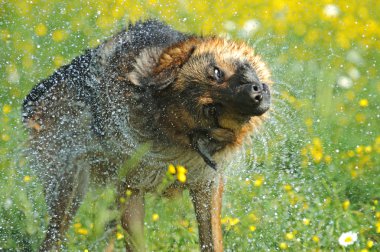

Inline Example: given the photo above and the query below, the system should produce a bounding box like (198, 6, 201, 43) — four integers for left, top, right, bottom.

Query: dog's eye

(214, 67, 224, 83)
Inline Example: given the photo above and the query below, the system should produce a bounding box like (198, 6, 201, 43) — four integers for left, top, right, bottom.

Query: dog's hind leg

(39, 158, 90, 251)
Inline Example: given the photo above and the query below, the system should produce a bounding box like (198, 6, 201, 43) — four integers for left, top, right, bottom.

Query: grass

(1, 0, 379, 251)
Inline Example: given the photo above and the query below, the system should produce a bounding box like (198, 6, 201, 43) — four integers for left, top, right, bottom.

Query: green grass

(1, 0, 380, 251)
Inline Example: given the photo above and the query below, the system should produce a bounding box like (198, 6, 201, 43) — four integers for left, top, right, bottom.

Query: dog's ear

(151, 38, 199, 90)
(128, 38, 199, 90)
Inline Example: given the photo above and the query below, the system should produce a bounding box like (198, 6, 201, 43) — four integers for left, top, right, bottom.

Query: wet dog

(23, 20, 271, 251)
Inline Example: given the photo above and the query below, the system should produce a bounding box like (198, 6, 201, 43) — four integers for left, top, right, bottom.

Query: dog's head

(129, 37, 272, 165)
(152, 38, 271, 126)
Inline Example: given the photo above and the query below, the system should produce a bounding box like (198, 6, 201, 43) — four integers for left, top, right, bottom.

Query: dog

(22, 20, 271, 251)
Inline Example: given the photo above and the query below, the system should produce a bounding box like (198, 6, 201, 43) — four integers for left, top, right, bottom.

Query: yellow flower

(364, 146, 372, 153)
(1, 134, 10, 142)
(168, 164, 176, 174)
(53, 55, 64, 67)
(73, 223, 81, 229)
(347, 150, 355, 157)
(249, 225, 256, 231)
(312, 235, 320, 243)
(52, 30, 68, 42)
(116, 232, 124, 240)
(279, 242, 288, 250)
(359, 99, 369, 107)
(376, 211, 380, 218)
(2, 104, 11, 114)
(23, 175, 31, 182)
(253, 176, 264, 187)
(176, 165, 187, 175)
(77, 228, 88, 235)
(177, 173, 186, 183)
(176, 165, 187, 183)
(152, 213, 159, 222)
(376, 221, 380, 233)
(283, 184, 292, 192)
(125, 189, 132, 196)
(305, 118, 313, 127)
(229, 218, 240, 226)
(342, 200, 350, 211)
(366, 240, 374, 248)
(35, 23, 47, 36)
(285, 232, 294, 240)
(302, 218, 310, 225)
(324, 155, 332, 164)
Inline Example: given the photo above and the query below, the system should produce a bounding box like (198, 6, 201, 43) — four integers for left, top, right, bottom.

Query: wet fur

(23, 20, 271, 251)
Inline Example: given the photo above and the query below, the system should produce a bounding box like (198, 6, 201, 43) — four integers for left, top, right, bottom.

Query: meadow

(0, 0, 379, 251)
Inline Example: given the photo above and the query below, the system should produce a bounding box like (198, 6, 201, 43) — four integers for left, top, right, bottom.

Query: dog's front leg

(190, 175, 224, 252)
(121, 189, 145, 252)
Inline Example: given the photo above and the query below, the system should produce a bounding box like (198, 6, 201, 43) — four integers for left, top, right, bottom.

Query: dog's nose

(251, 83, 263, 103)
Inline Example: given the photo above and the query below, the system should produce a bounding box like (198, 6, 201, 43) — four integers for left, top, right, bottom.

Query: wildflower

(243, 19, 260, 34)
(168, 164, 176, 174)
(77, 228, 89, 235)
(221, 217, 240, 227)
(249, 225, 256, 232)
(337, 76, 353, 89)
(285, 232, 294, 240)
(248, 213, 258, 222)
(35, 23, 47, 36)
(359, 99, 369, 107)
(364, 146, 372, 153)
(376, 211, 380, 218)
(302, 218, 310, 225)
(73, 223, 81, 229)
(52, 30, 67, 42)
(342, 200, 350, 210)
(323, 4, 340, 18)
(312, 235, 320, 243)
(283, 184, 292, 192)
(347, 150, 355, 157)
(324, 155, 332, 164)
(338, 231, 358, 247)
(125, 189, 132, 197)
(1, 134, 10, 142)
(116, 232, 124, 240)
(253, 176, 264, 187)
(176, 165, 187, 183)
(366, 240, 374, 248)
(152, 213, 159, 222)
(23, 175, 31, 182)
(229, 218, 240, 226)
(53, 55, 64, 67)
(305, 118, 313, 127)
(2, 104, 11, 114)
(279, 242, 288, 250)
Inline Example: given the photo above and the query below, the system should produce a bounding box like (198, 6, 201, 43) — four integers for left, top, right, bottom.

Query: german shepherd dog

(23, 20, 271, 251)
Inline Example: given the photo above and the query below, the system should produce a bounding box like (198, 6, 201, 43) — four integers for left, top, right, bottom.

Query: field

(1, 0, 379, 251)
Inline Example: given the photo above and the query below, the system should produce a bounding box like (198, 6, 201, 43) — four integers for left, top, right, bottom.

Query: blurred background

(0, 0, 379, 251)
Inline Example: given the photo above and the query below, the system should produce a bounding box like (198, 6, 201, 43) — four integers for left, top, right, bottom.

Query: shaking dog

(23, 20, 271, 251)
